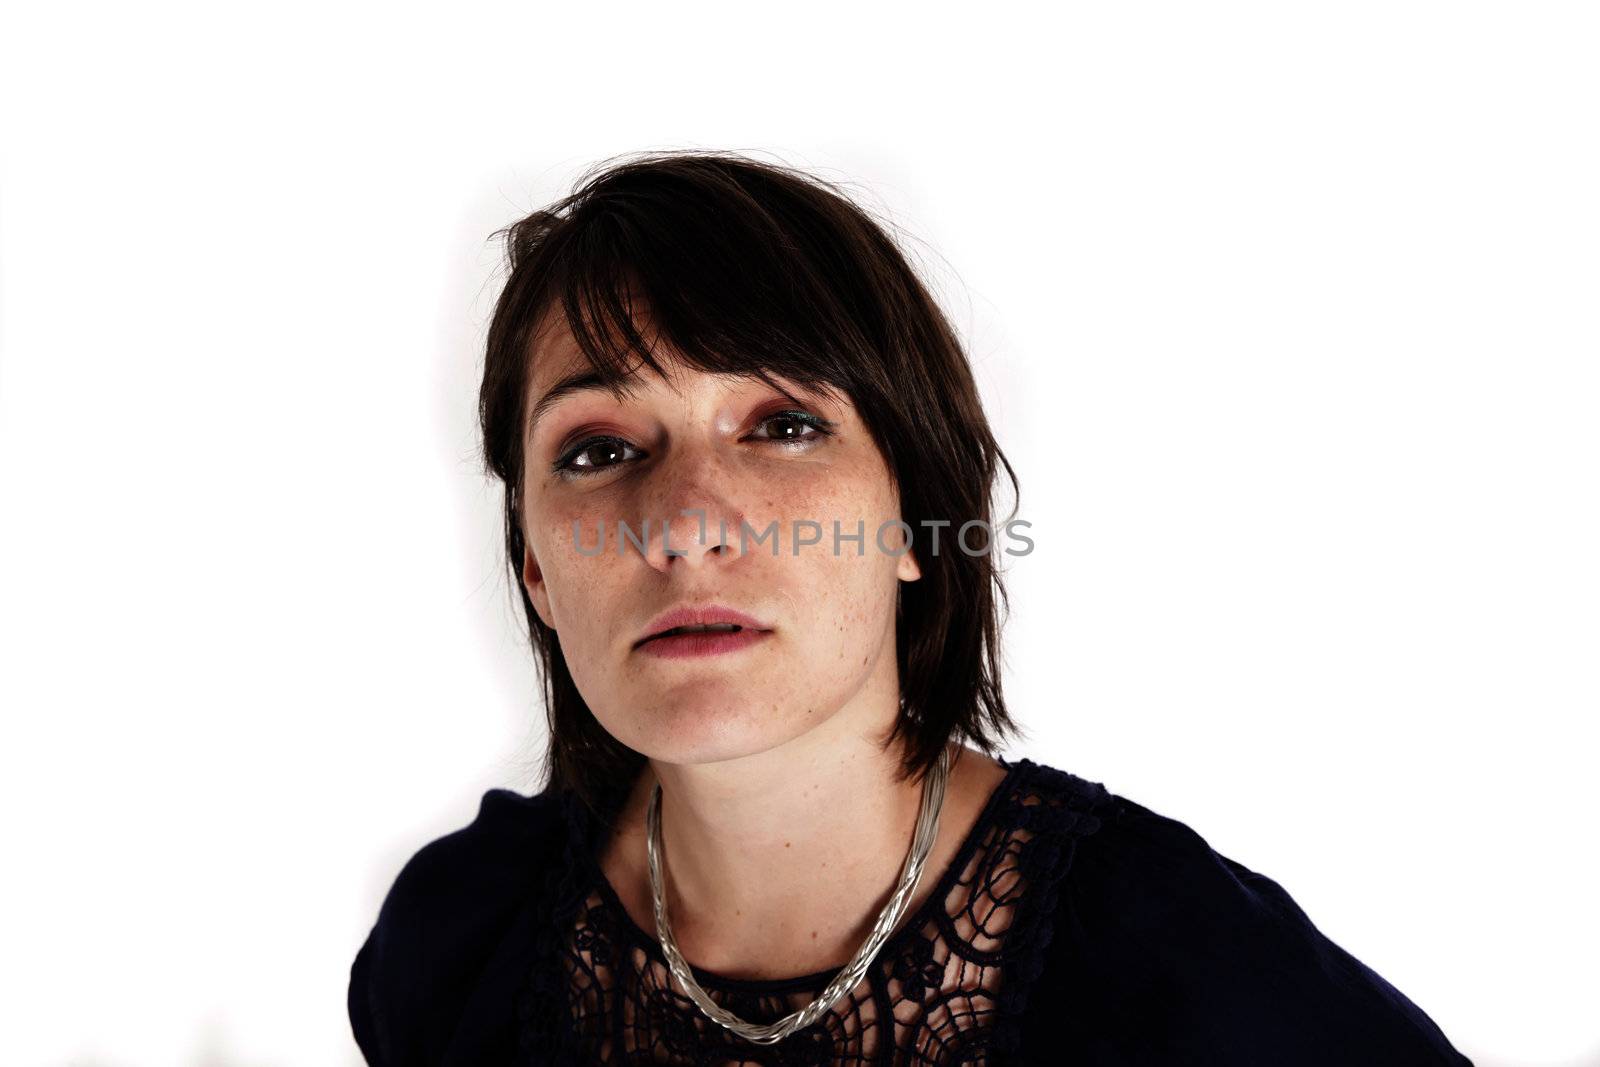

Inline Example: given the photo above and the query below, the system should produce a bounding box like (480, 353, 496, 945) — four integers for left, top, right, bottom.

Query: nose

(643, 509, 737, 571)
(636, 450, 747, 573)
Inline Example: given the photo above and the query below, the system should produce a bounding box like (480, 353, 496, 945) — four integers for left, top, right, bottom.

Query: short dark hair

(478, 150, 1023, 818)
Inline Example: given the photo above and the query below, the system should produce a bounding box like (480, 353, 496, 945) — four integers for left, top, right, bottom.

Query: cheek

(526, 502, 623, 631)
(801, 559, 893, 657)
(760, 445, 900, 531)
(781, 481, 905, 645)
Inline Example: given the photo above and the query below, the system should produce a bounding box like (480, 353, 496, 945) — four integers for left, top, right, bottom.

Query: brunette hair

(478, 150, 1023, 817)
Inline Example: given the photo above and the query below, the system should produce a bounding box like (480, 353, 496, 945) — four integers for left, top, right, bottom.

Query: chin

(616, 698, 821, 768)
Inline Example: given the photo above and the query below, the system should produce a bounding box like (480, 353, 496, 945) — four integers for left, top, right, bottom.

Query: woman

(348, 151, 1471, 1065)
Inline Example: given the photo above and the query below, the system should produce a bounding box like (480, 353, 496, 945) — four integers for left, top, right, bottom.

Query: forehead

(525, 313, 709, 417)
(526, 307, 843, 407)
(529, 311, 647, 390)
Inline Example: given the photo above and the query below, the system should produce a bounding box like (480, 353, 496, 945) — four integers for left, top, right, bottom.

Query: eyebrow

(526, 367, 830, 442)
(527, 369, 630, 441)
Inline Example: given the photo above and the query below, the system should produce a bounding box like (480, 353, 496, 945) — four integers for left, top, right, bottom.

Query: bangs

(522, 154, 890, 422)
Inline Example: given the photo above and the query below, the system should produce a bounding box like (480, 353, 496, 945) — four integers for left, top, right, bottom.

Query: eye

(552, 435, 643, 479)
(549, 409, 837, 481)
(746, 409, 837, 446)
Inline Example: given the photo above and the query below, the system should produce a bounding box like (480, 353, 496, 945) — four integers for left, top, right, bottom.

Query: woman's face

(517, 313, 921, 767)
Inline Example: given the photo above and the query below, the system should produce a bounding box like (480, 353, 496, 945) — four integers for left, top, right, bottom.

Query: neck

(605, 671, 957, 980)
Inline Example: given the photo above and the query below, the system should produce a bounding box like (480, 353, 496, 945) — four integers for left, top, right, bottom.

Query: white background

(2, 3, 1595, 1065)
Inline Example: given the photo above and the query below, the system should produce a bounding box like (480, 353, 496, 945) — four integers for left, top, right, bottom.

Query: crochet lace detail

(516, 758, 1108, 1066)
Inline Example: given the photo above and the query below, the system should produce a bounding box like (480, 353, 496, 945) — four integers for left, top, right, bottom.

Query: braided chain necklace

(644, 743, 953, 1045)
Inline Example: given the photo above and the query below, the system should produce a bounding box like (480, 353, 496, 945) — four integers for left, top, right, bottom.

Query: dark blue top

(348, 757, 1473, 1065)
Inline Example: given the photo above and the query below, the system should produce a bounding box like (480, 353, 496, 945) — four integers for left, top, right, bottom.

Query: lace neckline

(566, 755, 1027, 994)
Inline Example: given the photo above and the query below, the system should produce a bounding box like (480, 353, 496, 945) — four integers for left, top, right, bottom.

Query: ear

(896, 534, 922, 583)
(522, 541, 557, 630)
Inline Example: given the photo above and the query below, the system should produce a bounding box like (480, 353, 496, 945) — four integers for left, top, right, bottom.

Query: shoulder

(1013, 765, 1471, 1064)
(348, 787, 570, 1067)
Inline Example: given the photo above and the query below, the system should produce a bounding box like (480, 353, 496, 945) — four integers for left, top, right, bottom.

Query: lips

(635, 604, 772, 649)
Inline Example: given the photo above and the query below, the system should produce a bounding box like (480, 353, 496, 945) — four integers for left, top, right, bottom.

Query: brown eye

(747, 410, 837, 445)
(553, 436, 642, 478)
(551, 410, 835, 480)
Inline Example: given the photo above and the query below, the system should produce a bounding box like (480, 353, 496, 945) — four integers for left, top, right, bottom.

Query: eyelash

(550, 409, 837, 480)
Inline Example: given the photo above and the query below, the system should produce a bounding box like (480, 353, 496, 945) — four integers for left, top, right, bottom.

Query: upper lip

(635, 604, 773, 648)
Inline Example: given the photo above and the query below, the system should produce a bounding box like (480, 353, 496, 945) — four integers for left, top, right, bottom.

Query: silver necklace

(644, 743, 953, 1046)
